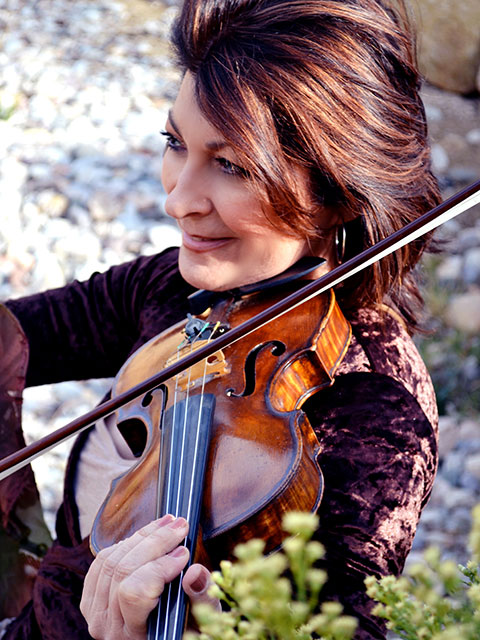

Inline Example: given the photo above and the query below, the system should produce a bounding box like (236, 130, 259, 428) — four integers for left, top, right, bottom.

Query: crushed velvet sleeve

(304, 371, 438, 640)
(4, 248, 191, 387)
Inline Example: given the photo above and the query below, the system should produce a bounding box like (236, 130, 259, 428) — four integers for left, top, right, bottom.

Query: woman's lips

(181, 230, 234, 252)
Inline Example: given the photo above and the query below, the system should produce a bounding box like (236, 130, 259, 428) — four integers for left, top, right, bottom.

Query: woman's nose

(163, 164, 213, 220)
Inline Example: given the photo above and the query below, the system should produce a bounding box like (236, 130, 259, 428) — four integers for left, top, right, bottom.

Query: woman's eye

(216, 157, 248, 178)
(160, 130, 183, 151)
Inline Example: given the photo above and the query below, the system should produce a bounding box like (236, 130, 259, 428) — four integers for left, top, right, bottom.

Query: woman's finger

(112, 516, 188, 578)
(182, 564, 221, 611)
(101, 515, 188, 574)
(82, 516, 186, 614)
(93, 516, 188, 598)
(81, 515, 189, 638)
(117, 545, 190, 637)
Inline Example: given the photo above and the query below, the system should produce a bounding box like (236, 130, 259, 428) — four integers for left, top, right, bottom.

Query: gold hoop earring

(335, 223, 346, 264)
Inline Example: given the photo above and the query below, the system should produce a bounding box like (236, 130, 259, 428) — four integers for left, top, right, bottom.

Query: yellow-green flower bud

(283, 536, 304, 556)
(234, 539, 265, 561)
(282, 511, 319, 538)
(207, 584, 224, 601)
(307, 568, 327, 589)
(424, 546, 441, 568)
(305, 540, 325, 562)
(330, 616, 358, 639)
(321, 601, 343, 618)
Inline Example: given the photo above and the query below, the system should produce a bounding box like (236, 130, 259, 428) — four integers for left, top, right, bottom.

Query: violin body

(90, 286, 351, 565)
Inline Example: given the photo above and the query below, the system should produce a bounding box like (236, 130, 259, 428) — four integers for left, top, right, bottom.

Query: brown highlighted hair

(171, 0, 441, 330)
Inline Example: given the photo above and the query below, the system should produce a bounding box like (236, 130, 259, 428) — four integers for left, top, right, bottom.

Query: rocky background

(0, 0, 479, 573)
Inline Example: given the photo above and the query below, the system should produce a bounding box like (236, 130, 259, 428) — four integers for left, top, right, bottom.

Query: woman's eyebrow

(167, 109, 228, 151)
(206, 140, 228, 151)
(167, 109, 181, 135)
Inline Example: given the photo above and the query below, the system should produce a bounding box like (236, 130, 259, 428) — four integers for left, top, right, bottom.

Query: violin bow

(0, 177, 479, 482)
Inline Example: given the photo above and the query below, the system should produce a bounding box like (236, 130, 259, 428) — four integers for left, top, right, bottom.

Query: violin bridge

(164, 341, 229, 392)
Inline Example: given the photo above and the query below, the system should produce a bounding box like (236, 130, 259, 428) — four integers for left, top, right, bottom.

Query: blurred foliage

(0, 104, 16, 121)
(366, 505, 480, 639)
(416, 254, 480, 416)
(0, 92, 17, 120)
(186, 507, 480, 640)
(185, 512, 357, 640)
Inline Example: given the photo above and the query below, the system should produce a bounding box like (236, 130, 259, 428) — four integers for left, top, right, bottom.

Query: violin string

(170, 322, 221, 638)
(152, 403, 168, 640)
(181, 321, 220, 523)
(150, 361, 173, 640)
(156, 321, 212, 640)
(172, 320, 213, 519)
(166, 340, 195, 635)
(185, 322, 220, 524)
(172, 321, 212, 524)
(153, 339, 185, 640)
(173, 354, 195, 517)
(170, 323, 217, 639)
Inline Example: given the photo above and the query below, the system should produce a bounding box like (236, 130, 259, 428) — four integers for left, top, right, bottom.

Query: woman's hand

(80, 514, 218, 640)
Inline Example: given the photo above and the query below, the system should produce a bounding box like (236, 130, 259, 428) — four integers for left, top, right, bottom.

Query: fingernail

(168, 516, 187, 530)
(169, 545, 188, 558)
(190, 570, 208, 594)
(157, 514, 175, 527)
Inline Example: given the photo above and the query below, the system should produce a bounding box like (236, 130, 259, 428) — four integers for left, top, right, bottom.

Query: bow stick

(0, 177, 479, 482)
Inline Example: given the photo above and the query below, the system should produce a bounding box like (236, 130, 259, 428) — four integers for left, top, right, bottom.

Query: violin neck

(147, 393, 215, 640)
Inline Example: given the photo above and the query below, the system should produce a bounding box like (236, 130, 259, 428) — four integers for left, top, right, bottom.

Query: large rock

(414, 0, 480, 94)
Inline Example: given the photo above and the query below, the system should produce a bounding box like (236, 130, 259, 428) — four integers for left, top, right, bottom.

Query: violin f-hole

(142, 384, 167, 409)
(116, 385, 168, 457)
(116, 418, 148, 458)
(226, 340, 285, 398)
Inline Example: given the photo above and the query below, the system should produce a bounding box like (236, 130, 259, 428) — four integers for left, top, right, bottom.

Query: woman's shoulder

(109, 245, 181, 286)
(107, 246, 196, 350)
(338, 305, 438, 430)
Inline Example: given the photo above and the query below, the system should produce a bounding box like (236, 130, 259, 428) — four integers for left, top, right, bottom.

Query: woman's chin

(178, 256, 233, 292)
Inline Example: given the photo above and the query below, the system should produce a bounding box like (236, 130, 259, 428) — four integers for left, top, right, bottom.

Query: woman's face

(161, 74, 328, 291)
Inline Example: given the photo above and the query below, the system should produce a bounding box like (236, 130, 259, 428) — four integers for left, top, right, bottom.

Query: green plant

(416, 254, 480, 416)
(0, 94, 17, 120)
(185, 512, 357, 640)
(186, 506, 480, 639)
(365, 505, 480, 639)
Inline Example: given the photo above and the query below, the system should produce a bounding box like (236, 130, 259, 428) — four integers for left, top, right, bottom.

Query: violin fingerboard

(147, 393, 215, 640)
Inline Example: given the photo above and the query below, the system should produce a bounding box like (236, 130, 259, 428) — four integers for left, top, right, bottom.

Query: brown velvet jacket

(0, 248, 438, 639)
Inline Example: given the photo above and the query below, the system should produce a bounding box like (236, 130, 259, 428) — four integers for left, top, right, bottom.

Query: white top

(75, 414, 136, 539)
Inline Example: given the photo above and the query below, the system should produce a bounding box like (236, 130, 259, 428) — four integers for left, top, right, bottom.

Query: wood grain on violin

(90, 286, 351, 562)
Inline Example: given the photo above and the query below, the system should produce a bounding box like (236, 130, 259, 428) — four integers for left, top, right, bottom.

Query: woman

(0, 0, 440, 638)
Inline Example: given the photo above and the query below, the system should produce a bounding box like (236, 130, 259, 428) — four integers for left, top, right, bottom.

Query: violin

(90, 275, 351, 639)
